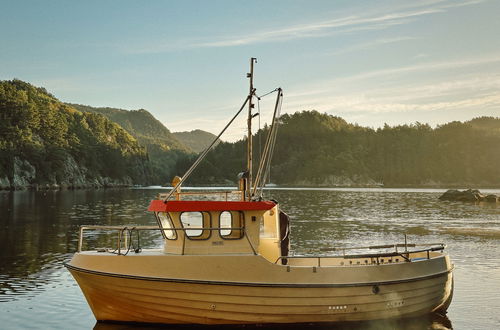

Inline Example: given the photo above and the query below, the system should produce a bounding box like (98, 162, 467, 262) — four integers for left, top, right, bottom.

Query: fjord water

(0, 188, 499, 329)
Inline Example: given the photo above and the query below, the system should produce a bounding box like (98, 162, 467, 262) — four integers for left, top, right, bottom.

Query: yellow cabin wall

(162, 209, 277, 257)
(258, 206, 281, 263)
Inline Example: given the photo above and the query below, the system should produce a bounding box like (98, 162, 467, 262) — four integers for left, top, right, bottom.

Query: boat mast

(246, 58, 256, 200)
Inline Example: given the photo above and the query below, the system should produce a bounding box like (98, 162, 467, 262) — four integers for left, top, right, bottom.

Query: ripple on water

(440, 227, 500, 239)
(0, 270, 94, 328)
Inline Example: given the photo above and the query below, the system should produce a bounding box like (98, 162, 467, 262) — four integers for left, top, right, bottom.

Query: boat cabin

(148, 198, 290, 264)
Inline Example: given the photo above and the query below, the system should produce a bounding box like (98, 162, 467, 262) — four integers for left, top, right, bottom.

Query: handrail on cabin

(158, 191, 244, 201)
(78, 225, 159, 253)
(77, 225, 256, 254)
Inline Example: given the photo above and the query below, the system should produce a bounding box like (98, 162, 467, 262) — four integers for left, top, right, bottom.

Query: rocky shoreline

(2, 158, 499, 192)
(0, 157, 135, 191)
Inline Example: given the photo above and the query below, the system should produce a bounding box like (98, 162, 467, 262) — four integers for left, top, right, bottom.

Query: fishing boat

(65, 59, 453, 325)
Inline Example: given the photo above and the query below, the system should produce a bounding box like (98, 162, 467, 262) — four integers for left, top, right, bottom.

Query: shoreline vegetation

(1, 79, 500, 190)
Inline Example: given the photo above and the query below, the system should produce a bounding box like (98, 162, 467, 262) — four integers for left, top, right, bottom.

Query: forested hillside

(68, 104, 195, 184)
(2, 80, 499, 189)
(68, 104, 187, 151)
(0, 80, 149, 189)
(180, 111, 500, 187)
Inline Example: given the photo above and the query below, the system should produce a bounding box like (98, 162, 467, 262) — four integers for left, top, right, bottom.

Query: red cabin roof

(148, 200, 276, 213)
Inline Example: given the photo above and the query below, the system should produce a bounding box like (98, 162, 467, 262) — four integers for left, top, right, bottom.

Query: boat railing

(274, 243, 446, 266)
(78, 225, 157, 254)
(159, 191, 244, 201)
(77, 225, 257, 255)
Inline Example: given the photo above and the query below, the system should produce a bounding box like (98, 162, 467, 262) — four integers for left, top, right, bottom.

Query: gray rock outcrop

(12, 157, 36, 189)
(0, 176, 10, 190)
(1, 155, 133, 190)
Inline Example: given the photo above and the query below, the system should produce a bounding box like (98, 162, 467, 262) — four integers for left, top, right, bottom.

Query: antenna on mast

(246, 57, 257, 201)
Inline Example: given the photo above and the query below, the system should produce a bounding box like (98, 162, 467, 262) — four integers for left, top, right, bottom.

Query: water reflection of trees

(0, 189, 158, 300)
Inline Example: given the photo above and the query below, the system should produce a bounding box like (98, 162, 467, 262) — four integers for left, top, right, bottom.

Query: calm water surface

(0, 188, 499, 329)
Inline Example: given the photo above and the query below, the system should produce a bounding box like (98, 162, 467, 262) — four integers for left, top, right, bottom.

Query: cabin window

(180, 211, 211, 240)
(155, 212, 177, 240)
(219, 211, 244, 239)
(220, 211, 232, 236)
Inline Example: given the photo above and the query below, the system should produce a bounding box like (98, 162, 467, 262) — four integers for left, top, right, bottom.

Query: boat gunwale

(65, 262, 453, 288)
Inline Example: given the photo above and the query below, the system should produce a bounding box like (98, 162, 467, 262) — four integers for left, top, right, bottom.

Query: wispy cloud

(328, 37, 417, 56)
(195, 13, 425, 48)
(331, 94, 500, 114)
(130, 0, 483, 54)
(285, 89, 500, 117)
(284, 52, 500, 120)
(345, 55, 500, 81)
(287, 53, 500, 99)
(413, 53, 430, 60)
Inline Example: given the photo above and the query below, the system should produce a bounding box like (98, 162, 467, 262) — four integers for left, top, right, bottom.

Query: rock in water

(439, 189, 497, 202)
(438, 189, 461, 201)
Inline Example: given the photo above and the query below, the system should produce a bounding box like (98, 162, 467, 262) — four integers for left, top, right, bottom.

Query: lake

(1, 187, 499, 329)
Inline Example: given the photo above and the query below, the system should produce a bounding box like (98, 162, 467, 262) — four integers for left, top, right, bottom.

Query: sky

(1, 0, 499, 141)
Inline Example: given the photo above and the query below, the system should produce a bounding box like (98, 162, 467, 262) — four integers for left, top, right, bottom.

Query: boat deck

(79, 248, 444, 268)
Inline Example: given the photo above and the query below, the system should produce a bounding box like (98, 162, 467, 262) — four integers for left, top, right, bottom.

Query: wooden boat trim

(148, 200, 276, 212)
(65, 262, 453, 288)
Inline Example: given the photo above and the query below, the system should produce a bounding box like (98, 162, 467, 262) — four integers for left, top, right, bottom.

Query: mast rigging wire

(252, 88, 283, 198)
(256, 88, 279, 99)
(261, 90, 283, 193)
(163, 94, 251, 202)
(257, 96, 262, 177)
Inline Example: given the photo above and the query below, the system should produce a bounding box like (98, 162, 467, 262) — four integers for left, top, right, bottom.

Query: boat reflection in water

(66, 59, 453, 326)
(92, 312, 452, 330)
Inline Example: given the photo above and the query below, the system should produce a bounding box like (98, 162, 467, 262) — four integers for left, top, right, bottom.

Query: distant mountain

(68, 104, 188, 152)
(173, 129, 219, 153)
(0, 80, 149, 189)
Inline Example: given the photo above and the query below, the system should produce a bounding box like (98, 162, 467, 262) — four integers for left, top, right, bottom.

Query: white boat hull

(67, 252, 453, 324)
